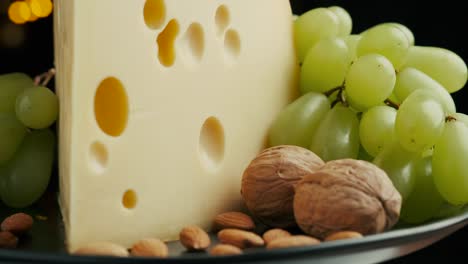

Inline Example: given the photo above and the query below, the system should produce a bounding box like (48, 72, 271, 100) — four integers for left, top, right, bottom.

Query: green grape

(359, 105, 397, 157)
(309, 104, 360, 161)
(16, 86, 59, 129)
(394, 67, 456, 114)
(395, 89, 445, 153)
(344, 35, 361, 62)
(453, 113, 468, 127)
(404, 46, 468, 93)
(0, 113, 28, 164)
(345, 54, 396, 111)
(294, 8, 340, 62)
(421, 146, 434, 159)
(328, 6, 352, 37)
(357, 144, 374, 162)
(327, 89, 339, 105)
(0, 73, 34, 113)
(357, 24, 411, 69)
(400, 156, 445, 224)
(382, 23, 415, 46)
(373, 139, 417, 200)
(387, 92, 401, 105)
(269, 92, 330, 148)
(434, 202, 466, 219)
(433, 120, 468, 205)
(0, 129, 56, 208)
(300, 37, 350, 94)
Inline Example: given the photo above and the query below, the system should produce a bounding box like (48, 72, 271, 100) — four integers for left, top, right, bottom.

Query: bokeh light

(8, 1, 32, 25)
(27, 0, 53, 18)
(7, 0, 53, 24)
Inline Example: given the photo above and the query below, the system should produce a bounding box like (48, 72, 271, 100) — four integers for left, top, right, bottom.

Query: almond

(217, 229, 264, 249)
(324, 231, 363, 241)
(214, 212, 255, 231)
(73, 242, 129, 257)
(267, 235, 320, 249)
(263, 229, 291, 244)
(1, 213, 34, 235)
(179, 225, 211, 251)
(130, 238, 168, 258)
(0, 231, 18, 249)
(209, 244, 243, 256)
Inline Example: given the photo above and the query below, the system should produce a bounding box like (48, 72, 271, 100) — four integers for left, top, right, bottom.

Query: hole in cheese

(224, 29, 241, 62)
(122, 189, 138, 209)
(143, 0, 166, 30)
(94, 77, 129, 137)
(215, 5, 230, 36)
(157, 19, 180, 67)
(199, 116, 225, 170)
(89, 141, 108, 173)
(182, 23, 205, 65)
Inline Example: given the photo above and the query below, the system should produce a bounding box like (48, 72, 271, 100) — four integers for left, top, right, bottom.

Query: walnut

(241, 145, 324, 228)
(294, 159, 402, 239)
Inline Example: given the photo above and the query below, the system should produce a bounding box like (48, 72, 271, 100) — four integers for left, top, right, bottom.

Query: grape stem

(324, 86, 344, 97)
(384, 99, 400, 110)
(340, 89, 348, 107)
(331, 88, 348, 108)
(446, 115, 457, 122)
(34, 68, 56, 86)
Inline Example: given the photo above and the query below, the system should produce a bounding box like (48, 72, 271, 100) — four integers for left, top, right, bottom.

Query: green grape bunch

(270, 6, 468, 225)
(0, 70, 59, 208)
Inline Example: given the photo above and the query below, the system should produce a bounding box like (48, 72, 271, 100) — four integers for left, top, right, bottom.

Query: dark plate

(1, 191, 468, 264)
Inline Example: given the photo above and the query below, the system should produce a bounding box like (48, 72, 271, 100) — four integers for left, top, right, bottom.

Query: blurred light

(27, 0, 53, 18)
(8, 1, 32, 25)
(28, 12, 39, 22)
(6, 0, 53, 24)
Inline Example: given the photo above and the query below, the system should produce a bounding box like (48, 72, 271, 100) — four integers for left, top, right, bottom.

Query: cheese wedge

(53, 0, 298, 251)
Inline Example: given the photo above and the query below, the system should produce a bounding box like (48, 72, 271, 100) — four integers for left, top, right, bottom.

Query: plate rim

(1, 210, 467, 263)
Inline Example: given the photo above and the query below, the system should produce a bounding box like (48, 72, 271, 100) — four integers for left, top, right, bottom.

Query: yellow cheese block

(53, 0, 298, 251)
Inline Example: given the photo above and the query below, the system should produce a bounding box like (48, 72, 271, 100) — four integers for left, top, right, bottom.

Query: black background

(0, 0, 467, 113)
(1, 0, 467, 263)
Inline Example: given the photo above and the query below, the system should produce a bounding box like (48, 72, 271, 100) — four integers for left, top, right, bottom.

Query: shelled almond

(267, 235, 321, 249)
(213, 212, 256, 231)
(1, 213, 34, 235)
(263, 229, 292, 244)
(217, 229, 264, 249)
(209, 244, 243, 256)
(0, 231, 18, 249)
(324, 231, 363, 241)
(0, 212, 34, 249)
(130, 238, 169, 257)
(179, 225, 211, 251)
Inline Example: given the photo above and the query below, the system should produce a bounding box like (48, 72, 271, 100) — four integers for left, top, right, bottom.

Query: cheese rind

(54, 0, 298, 251)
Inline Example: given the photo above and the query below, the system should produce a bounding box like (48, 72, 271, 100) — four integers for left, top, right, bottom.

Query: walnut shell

(241, 145, 324, 228)
(294, 159, 402, 238)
